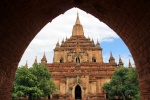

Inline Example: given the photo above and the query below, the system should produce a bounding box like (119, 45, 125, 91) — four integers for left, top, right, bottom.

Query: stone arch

(0, 1, 150, 99)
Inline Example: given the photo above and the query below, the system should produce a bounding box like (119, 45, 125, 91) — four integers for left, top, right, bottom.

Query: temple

(37, 14, 123, 100)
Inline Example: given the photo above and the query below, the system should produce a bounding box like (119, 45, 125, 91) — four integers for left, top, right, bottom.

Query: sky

(18, 8, 134, 67)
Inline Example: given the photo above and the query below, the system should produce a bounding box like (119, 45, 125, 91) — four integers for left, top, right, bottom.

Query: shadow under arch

(0, 1, 150, 100)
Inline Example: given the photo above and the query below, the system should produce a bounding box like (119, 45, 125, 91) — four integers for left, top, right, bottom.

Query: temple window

(60, 57, 64, 63)
(92, 57, 96, 62)
(76, 57, 80, 63)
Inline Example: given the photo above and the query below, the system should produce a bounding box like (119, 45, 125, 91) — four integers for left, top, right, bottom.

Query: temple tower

(53, 13, 103, 63)
(72, 13, 84, 36)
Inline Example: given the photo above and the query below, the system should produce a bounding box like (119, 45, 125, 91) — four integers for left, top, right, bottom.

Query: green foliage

(30, 63, 57, 97)
(12, 63, 57, 100)
(103, 67, 140, 100)
(132, 91, 140, 100)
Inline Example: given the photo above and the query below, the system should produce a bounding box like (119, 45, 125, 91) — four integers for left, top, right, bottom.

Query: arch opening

(76, 57, 80, 63)
(92, 57, 96, 62)
(75, 85, 82, 99)
(18, 7, 137, 99)
(60, 57, 64, 63)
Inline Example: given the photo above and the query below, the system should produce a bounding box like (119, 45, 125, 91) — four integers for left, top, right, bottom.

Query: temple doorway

(75, 85, 82, 100)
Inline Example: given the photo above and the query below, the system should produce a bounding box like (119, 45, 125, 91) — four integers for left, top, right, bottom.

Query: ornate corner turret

(96, 39, 100, 45)
(128, 59, 132, 68)
(41, 52, 47, 64)
(96, 39, 102, 49)
(62, 38, 64, 43)
(118, 55, 124, 67)
(109, 52, 116, 64)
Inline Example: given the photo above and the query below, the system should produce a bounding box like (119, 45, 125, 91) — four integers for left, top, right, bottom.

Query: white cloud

(18, 8, 133, 67)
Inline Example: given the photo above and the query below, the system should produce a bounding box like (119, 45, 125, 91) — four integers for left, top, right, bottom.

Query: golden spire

(75, 12, 81, 25)
(72, 13, 84, 36)
(110, 52, 113, 58)
(43, 52, 46, 59)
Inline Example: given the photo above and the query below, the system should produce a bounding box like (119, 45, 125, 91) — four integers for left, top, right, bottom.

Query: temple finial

(34, 56, 37, 63)
(118, 55, 124, 67)
(129, 59, 132, 68)
(109, 52, 115, 63)
(25, 60, 28, 69)
(92, 37, 94, 42)
(75, 12, 81, 25)
(119, 55, 122, 62)
(56, 40, 59, 46)
(44, 52, 46, 58)
(72, 12, 84, 36)
(62, 38, 64, 43)
(97, 39, 100, 45)
(41, 52, 47, 64)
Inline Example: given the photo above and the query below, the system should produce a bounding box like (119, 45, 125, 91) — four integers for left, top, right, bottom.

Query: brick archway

(0, 1, 150, 99)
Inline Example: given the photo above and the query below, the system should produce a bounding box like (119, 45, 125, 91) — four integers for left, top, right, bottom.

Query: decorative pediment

(72, 76, 83, 85)
(68, 76, 86, 90)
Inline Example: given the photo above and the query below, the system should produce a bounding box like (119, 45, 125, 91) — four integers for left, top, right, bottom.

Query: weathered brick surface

(0, 0, 150, 99)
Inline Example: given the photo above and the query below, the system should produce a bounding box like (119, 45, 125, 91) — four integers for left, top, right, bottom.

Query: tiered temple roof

(55, 35, 102, 51)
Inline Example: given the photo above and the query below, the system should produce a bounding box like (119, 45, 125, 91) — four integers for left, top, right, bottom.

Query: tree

(12, 63, 57, 100)
(30, 63, 57, 98)
(12, 66, 42, 100)
(103, 67, 140, 100)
